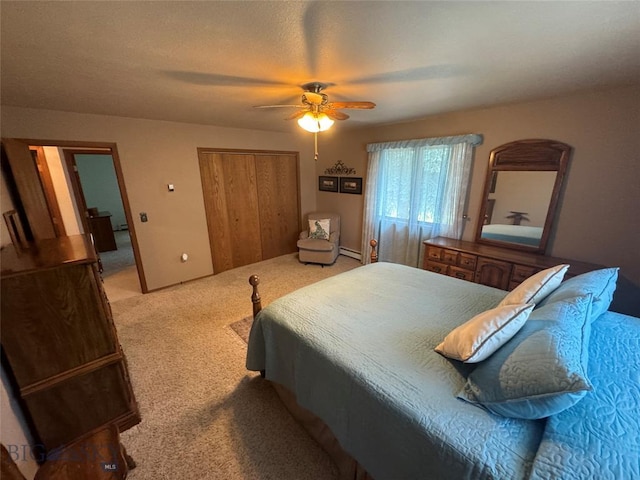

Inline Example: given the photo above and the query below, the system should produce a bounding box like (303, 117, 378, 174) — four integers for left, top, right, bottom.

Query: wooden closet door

(255, 154, 300, 260)
(199, 152, 262, 273)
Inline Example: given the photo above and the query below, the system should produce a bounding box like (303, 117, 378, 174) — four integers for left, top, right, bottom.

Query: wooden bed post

(249, 274, 266, 378)
(370, 239, 378, 263)
(249, 275, 262, 318)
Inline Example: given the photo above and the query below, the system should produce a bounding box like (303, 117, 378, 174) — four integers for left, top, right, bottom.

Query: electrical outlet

(140, 212, 148, 222)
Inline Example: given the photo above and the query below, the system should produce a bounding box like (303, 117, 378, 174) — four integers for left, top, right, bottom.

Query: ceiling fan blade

(286, 110, 308, 121)
(327, 101, 376, 109)
(323, 109, 349, 121)
(164, 70, 291, 87)
(347, 65, 467, 85)
(253, 104, 305, 109)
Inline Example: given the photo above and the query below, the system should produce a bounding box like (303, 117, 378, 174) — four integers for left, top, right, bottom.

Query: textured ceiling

(2, 1, 639, 132)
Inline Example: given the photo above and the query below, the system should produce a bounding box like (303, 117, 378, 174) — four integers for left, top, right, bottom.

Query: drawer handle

(433, 266, 441, 273)
(455, 272, 465, 279)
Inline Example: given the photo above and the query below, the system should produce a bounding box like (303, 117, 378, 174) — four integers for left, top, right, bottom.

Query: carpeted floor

(101, 230, 136, 276)
(112, 253, 361, 479)
(101, 230, 142, 302)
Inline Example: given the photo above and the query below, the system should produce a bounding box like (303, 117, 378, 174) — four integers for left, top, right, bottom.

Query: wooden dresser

(88, 211, 117, 252)
(423, 237, 600, 291)
(0, 235, 140, 453)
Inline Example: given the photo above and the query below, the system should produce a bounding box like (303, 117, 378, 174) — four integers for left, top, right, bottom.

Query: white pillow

(498, 264, 569, 307)
(309, 218, 330, 240)
(435, 303, 534, 363)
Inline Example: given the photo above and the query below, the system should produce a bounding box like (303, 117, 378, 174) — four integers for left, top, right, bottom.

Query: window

(378, 145, 450, 223)
(362, 135, 482, 267)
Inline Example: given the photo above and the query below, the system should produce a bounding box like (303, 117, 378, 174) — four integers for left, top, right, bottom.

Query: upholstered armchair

(297, 212, 340, 265)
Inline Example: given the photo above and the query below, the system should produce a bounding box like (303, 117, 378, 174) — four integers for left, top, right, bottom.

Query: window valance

(366, 134, 483, 152)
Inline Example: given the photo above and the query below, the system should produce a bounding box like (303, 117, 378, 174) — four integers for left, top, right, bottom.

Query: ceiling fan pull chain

(314, 132, 319, 161)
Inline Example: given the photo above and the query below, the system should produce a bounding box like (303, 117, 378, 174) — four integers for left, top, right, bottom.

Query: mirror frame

(475, 139, 571, 254)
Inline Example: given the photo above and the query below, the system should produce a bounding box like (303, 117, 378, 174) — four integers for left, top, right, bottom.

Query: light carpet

(112, 253, 361, 479)
(101, 230, 136, 276)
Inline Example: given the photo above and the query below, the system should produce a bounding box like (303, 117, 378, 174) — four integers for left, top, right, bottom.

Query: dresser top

(1, 235, 98, 277)
(424, 237, 602, 275)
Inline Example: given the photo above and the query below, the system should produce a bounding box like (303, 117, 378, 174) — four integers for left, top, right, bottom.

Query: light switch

(168, 184, 175, 192)
(140, 212, 148, 222)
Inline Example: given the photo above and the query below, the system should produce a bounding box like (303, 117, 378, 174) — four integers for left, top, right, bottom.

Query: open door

(1, 138, 57, 240)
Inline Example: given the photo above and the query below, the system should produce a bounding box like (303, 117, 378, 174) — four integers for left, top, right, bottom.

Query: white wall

(1, 106, 315, 291)
(1, 369, 39, 479)
(42, 146, 83, 235)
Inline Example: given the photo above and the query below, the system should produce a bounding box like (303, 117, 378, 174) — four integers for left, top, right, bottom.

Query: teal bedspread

(246, 263, 545, 479)
(529, 311, 640, 479)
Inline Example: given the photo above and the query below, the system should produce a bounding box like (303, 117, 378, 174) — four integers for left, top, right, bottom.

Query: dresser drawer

(511, 264, 539, 284)
(457, 253, 477, 270)
(426, 247, 443, 262)
(425, 260, 448, 275)
(442, 249, 459, 265)
(448, 266, 475, 282)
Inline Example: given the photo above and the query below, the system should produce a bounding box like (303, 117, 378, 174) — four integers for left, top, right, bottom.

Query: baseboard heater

(339, 247, 362, 261)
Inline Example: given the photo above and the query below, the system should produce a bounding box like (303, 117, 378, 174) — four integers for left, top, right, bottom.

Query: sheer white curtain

(361, 134, 482, 267)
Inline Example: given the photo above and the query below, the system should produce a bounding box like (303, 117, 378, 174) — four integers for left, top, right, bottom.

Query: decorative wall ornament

(325, 160, 356, 176)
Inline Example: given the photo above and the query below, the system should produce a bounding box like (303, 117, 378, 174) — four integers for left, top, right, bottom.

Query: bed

(246, 261, 639, 479)
(480, 224, 543, 246)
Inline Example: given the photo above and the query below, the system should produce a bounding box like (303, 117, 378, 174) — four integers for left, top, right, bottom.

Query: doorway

(63, 149, 141, 299)
(1, 138, 147, 298)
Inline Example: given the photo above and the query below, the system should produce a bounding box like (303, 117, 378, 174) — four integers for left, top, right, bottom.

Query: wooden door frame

(12, 138, 148, 293)
(62, 149, 99, 235)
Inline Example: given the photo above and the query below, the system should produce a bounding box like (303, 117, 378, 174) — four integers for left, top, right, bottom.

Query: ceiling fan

(255, 82, 375, 131)
(254, 82, 375, 159)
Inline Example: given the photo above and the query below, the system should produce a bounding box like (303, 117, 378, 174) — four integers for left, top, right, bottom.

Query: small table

(89, 211, 117, 252)
(34, 426, 135, 480)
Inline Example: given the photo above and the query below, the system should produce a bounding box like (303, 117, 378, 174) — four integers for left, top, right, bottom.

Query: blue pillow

(458, 294, 593, 419)
(538, 268, 618, 322)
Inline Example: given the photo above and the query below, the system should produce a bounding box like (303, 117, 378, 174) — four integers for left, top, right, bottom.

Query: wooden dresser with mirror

(424, 139, 601, 290)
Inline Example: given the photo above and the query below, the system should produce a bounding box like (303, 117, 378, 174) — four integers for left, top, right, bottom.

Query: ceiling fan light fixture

(297, 112, 334, 132)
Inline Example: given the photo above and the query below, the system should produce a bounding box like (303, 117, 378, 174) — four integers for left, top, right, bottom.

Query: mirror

(475, 139, 571, 254)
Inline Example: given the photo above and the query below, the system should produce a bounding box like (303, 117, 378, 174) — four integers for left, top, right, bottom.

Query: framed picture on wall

(319, 176, 339, 192)
(339, 177, 363, 195)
